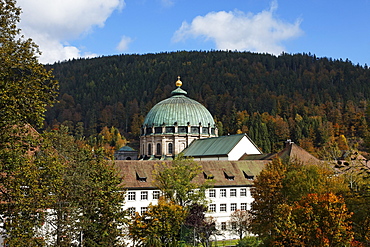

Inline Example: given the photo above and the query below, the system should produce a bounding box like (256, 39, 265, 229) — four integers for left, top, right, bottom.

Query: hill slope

(46, 51, 370, 154)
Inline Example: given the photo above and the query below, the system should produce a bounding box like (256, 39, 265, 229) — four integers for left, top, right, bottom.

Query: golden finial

(176, 76, 182, 87)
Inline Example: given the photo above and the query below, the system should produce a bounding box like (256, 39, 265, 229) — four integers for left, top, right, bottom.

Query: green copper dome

(143, 81, 215, 128)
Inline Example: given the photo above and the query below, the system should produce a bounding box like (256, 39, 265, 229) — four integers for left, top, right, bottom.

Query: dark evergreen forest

(45, 51, 370, 156)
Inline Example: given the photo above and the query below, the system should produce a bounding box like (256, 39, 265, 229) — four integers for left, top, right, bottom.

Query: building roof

(276, 141, 321, 164)
(142, 78, 216, 128)
(117, 146, 136, 152)
(240, 153, 277, 160)
(181, 134, 260, 158)
(114, 160, 268, 189)
(240, 141, 321, 164)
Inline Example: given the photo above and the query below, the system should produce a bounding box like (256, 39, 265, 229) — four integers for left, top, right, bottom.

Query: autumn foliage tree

(249, 158, 287, 240)
(272, 193, 353, 246)
(250, 158, 352, 246)
(95, 126, 126, 157)
(128, 197, 187, 246)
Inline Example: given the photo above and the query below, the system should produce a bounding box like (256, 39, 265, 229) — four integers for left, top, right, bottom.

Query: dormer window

(203, 171, 214, 179)
(224, 171, 234, 181)
(136, 171, 147, 182)
(243, 171, 254, 180)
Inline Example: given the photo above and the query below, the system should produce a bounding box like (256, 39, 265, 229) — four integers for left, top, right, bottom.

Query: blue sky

(17, 0, 370, 65)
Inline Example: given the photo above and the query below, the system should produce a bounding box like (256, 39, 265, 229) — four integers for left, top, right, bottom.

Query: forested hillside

(46, 51, 370, 155)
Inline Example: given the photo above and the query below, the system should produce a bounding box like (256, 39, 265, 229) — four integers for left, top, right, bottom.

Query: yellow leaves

(128, 198, 187, 245)
(252, 158, 354, 245)
(270, 192, 354, 246)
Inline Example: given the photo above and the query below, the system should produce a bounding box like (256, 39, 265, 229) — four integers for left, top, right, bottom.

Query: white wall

(123, 186, 254, 242)
(228, 136, 262, 160)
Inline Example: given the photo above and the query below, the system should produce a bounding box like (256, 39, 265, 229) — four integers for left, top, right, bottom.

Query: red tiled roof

(114, 160, 268, 189)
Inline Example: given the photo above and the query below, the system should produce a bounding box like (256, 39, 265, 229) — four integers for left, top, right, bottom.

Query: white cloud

(116, 36, 133, 52)
(172, 1, 303, 55)
(17, 0, 125, 64)
(161, 0, 175, 7)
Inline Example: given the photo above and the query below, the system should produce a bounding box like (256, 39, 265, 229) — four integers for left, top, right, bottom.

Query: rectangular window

(220, 204, 227, 212)
(221, 222, 227, 230)
(240, 188, 247, 197)
(230, 189, 237, 197)
(128, 207, 136, 216)
(155, 127, 162, 134)
(140, 207, 148, 214)
(231, 203, 237, 211)
(241, 203, 247, 210)
(165, 127, 175, 133)
(152, 191, 160, 200)
(128, 191, 136, 201)
(220, 189, 226, 197)
(231, 222, 237, 230)
(141, 191, 148, 200)
(208, 189, 216, 198)
(209, 204, 216, 212)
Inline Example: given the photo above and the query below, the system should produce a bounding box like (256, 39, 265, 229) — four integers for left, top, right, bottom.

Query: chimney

(285, 139, 294, 147)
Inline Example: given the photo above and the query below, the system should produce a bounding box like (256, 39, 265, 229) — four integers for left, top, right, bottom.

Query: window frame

(208, 189, 216, 198)
(209, 204, 216, 212)
(240, 188, 247, 197)
(230, 203, 237, 212)
(230, 188, 237, 197)
(140, 207, 148, 214)
(231, 222, 237, 230)
(168, 143, 173, 154)
(128, 191, 136, 201)
(220, 189, 226, 197)
(141, 191, 148, 200)
(128, 207, 136, 216)
(221, 222, 227, 230)
(152, 190, 160, 200)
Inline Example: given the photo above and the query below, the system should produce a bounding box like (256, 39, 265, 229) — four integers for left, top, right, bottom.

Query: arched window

(148, 144, 152, 155)
(168, 143, 173, 154)
(156, 143, 161, 155)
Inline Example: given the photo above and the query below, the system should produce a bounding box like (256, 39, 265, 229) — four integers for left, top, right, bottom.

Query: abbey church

(115, 77, 320, 241)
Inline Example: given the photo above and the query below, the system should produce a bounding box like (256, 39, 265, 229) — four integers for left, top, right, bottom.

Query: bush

(236, 236, 262, 247)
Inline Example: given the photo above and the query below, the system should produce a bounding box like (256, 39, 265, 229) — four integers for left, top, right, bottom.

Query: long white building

(116, 159, 266, 241)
